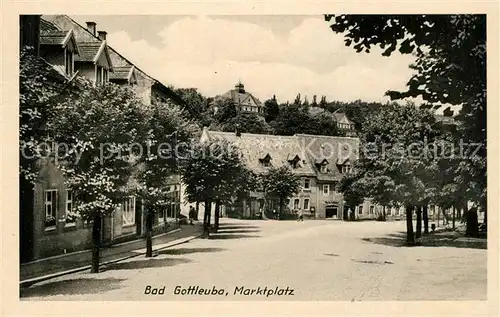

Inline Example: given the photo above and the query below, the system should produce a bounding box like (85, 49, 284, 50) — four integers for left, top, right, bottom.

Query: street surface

(21, 218, 486, 301)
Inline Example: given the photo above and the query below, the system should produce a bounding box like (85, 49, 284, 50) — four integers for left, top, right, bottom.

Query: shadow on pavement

(158, 247, 225, 255)
(217, 225, 260, 230)
(208, 234, 261, 240)
(362, 231, 487, 249)
(20, 278, 126, 298)
(215, 229, 261, 234)
(104, 257, 192, 271)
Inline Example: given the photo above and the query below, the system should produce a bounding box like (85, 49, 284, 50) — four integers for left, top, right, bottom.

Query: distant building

(212, 81, 264, 116)
(308, 106, 358, 137)
(199, 128, 379, 220)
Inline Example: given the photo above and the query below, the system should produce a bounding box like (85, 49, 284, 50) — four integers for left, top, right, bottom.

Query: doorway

(325, 205, 338, 218)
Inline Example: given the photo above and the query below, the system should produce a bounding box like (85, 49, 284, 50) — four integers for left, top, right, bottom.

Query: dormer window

(320, 165, 327, 173)
(259, 153, 272, 167)
(288, 155, 301, 169)
(341, 165, 352, 174)
(315, 158, 329, 173)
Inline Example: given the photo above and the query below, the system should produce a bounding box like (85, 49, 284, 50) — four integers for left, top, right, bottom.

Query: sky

(72, 15, 418, 104)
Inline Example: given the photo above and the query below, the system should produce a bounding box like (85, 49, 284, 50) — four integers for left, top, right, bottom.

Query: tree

(263, 95, 280, 122)
(293, 93, 302, 106)
(213, 97, 238, 123)
(19, 46, 80, 262)
(136, 101, 199, 257)
(220, 113, 272, 135)
(271, 104, 342, 136)
(179, 139, 248, 237)
(174, 87, 207, 122)
(52, 81, 150, 272)
(339, 102, 442, 245)
(325, 14, 486, 222)
(261, 166, 301, 218)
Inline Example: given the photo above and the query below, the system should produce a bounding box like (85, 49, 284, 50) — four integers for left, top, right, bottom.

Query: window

(369, 206, 375, 215)
(103, 68, 108, 83)
(158, 207, 165, 223)
(358, 205, 363, 214)
(293, 199, 300, 210)
(44, 190, 58, 230)
(122, 196, 136, 226)
(96, 66, 103, 85)
(64, 49, 73, 76)
(323, 184, 329, 195)
(341, 165, 352, 174)
(320, 165, 327, 173)
(65, 190, 76, 227)
(303, 199, 309, 210)
(303, 179, 310, 190)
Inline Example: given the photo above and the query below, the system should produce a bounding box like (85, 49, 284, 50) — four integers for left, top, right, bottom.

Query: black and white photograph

(4, 4, 496, 314)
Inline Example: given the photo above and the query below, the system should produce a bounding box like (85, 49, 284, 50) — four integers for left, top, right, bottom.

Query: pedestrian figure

(272, 209, 277, 220)
(188, 206, 195, 225)
(297, 209, 304, 222)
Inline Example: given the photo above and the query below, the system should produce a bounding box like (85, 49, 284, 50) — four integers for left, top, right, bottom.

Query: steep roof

(40, 30, 67, 45)
(40, 28, 80, 55)
(74, 41, 102, 62)
(109, 66, 134, 81)
(40, 19, 60, 32)
(202, 129, 360, 181)
(332, 112, 355, 125)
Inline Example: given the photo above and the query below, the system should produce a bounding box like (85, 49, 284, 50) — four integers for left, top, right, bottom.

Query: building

(211, 81, 265, 116)
(199, 128, 379, 220)
(20, 15, 184, 262)
(308, 106, 358, 137)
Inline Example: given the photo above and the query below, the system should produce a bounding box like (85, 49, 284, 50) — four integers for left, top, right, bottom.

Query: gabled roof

(217, 89, 262, 107)
(332, 112, 355, 125)
(75, 41, 113, 69)
(40, 29, 80, 55)
(109, 65, 135, 81)
(202, 130, 315, 176)
(40, 19, 60, 32)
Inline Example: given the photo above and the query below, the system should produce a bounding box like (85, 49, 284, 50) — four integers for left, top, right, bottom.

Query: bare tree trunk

(423, 205, 429, 234)
(436, 206, 441, 227)
(416, 206, 422, 239)
(382, 206, 386, 221)
(278, 197, 284, 220)
(406, 205, 415, 245)
(213, 200, 221, 232)
(195, 202, 200, 220)
(452, 206, 456, 230)
(91, 213, 102, 273)
(203, 200, 211, 238)
(145, 208, 153, 258)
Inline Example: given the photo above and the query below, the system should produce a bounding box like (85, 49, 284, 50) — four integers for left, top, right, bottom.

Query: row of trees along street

(20, 47, 199, 272)
(20, 47, 303, 272)
(178, 139, 302, 238)
(327, 14, 486, 244)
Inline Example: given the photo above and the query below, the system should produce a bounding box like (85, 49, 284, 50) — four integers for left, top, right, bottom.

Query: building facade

(199, 128, 379, 220)
(212, 81, 265, 116)
(20, 15, 184, 262)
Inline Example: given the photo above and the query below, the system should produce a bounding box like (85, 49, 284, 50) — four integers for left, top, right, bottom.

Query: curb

(20, 233, 202, 289)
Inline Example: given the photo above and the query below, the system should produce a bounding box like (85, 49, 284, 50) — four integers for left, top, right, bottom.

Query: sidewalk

(20, 223, 202, 286)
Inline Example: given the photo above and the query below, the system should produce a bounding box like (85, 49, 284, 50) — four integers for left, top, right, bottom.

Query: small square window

(323, 184, 329, 195)
(320, 165, 327, 173)
(304, 179, 310, 189)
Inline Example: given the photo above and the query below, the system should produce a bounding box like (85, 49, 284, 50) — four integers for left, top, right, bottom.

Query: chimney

(98, 31, 107, 41)
(86, 21, 96, 36)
